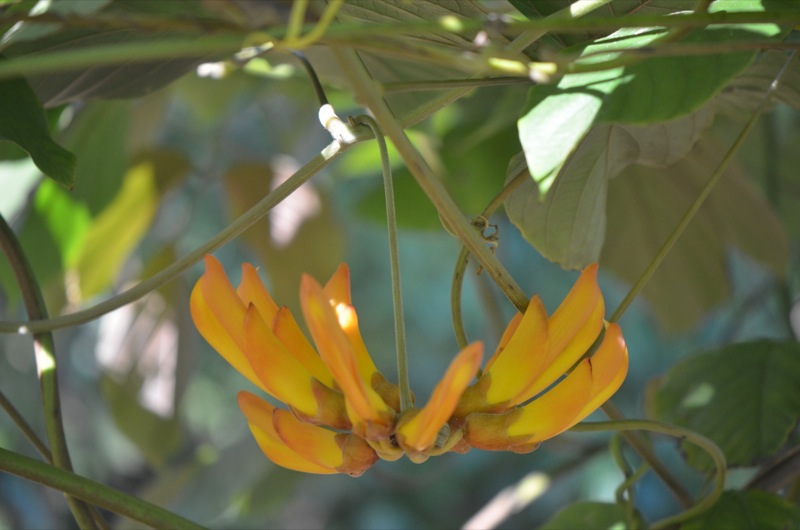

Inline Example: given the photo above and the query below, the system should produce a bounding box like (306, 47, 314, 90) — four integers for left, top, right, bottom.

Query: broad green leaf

(223, 162, 344, 315)
(505, 105, 714, 269)
(540, 501, 630, 530)
(602, 139, 788, 331)
(519, 0, 781, 198)
(649, 340, 800, 469)
(681, 491, 800, 530)
(0, 76, 76, 187)
(71, 161, 159, 298)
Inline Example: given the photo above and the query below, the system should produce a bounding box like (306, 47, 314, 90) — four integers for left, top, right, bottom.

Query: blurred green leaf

(539, 501, 629, 530)
(681, 490, 800, 530)
(223, 161, 344, 314)
(649, 340, 800, 469)
(34, 178, 91, 264)
(0, 76, 76, 187)
(102, 371, 181, 469)
(505, 106, 714, 269)
(62, 101, 130, 214)
(71, 160, 159, 298)
(602, 139, 788, 331)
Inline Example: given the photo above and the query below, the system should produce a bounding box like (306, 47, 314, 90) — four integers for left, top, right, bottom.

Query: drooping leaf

(0, 76, 76, 187)
(681, 491, 800, 530)
(539, 501, 630, 530)
(602, 139, 788, 331)
(649, 340, 800, 469)
(505, 105, 714, 269)
(518, 0, 782, 198)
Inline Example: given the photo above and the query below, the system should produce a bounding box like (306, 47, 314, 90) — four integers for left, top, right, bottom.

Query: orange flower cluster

(191, 255, 628, 476)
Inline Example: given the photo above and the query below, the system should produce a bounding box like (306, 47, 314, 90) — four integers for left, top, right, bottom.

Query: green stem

(382, 77, 532, 92)
(288, 0, 344, 49)
(451, 166, 528, 350)
(571, 419, 726, 530)
(332, 46, 530, 315)
(284, 0, 308, 43)
(601, 400, 694, 507)
(0, 389, 52, 461)
(504, 0, 613, 55)
(0, 214, 103, 530)
(609, 49, 799, 323)
(0, 134, 372, 335)
(0, 447, 206, 530)
(356, 115, 413, 412)
(0, 34, 246, 80)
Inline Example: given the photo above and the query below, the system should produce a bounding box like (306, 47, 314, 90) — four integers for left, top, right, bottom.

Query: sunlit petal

(191, 257, 264, 391)
(242, 304, 319, 417)
(566, 323, 628, 428)
(237, 391, 335, 474)
(397, 342, 483, 452)
(483, 296, 549, 405)
(323, 263, 380, 385)
(272, 306, 336, 388)
(300, 274, 392, 436)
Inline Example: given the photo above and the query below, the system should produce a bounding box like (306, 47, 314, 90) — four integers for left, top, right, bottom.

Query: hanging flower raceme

(190, 256, 628, 476)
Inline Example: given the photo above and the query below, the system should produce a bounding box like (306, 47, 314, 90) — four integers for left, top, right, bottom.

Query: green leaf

(518, 1, 781, 198)
(70, 160, 159, 298)
(681, 491, 800, 530)
(602, 138, 788, 331)
(649, 340, 800, 469)
(0, 76, 76, 187)
(505, 106, 714, 269)
(539, 501, 629, 530)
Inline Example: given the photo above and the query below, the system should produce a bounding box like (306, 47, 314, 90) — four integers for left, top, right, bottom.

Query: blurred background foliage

(0, 0, 799, 528)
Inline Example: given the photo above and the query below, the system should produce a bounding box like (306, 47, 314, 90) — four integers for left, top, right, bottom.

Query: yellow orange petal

(323, 263, 352, 306)
(484, 296, 549, 405)
(272, 306, 336, 388)
(397, 342, 483, 452)
(506, 360, 593, 441)
(237, 391, 335, 474)
(484, 311, 523, 371)
(272, 407, 344, 469)
(191, 258, 265, 391)
(300, 274, 392, 435)
(514, 264, 604, 404)
(237, 262, 279, 322)
(567, 323, 628, 428)
(323, 264, 379, 385)
(242, 304, 319, 417)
